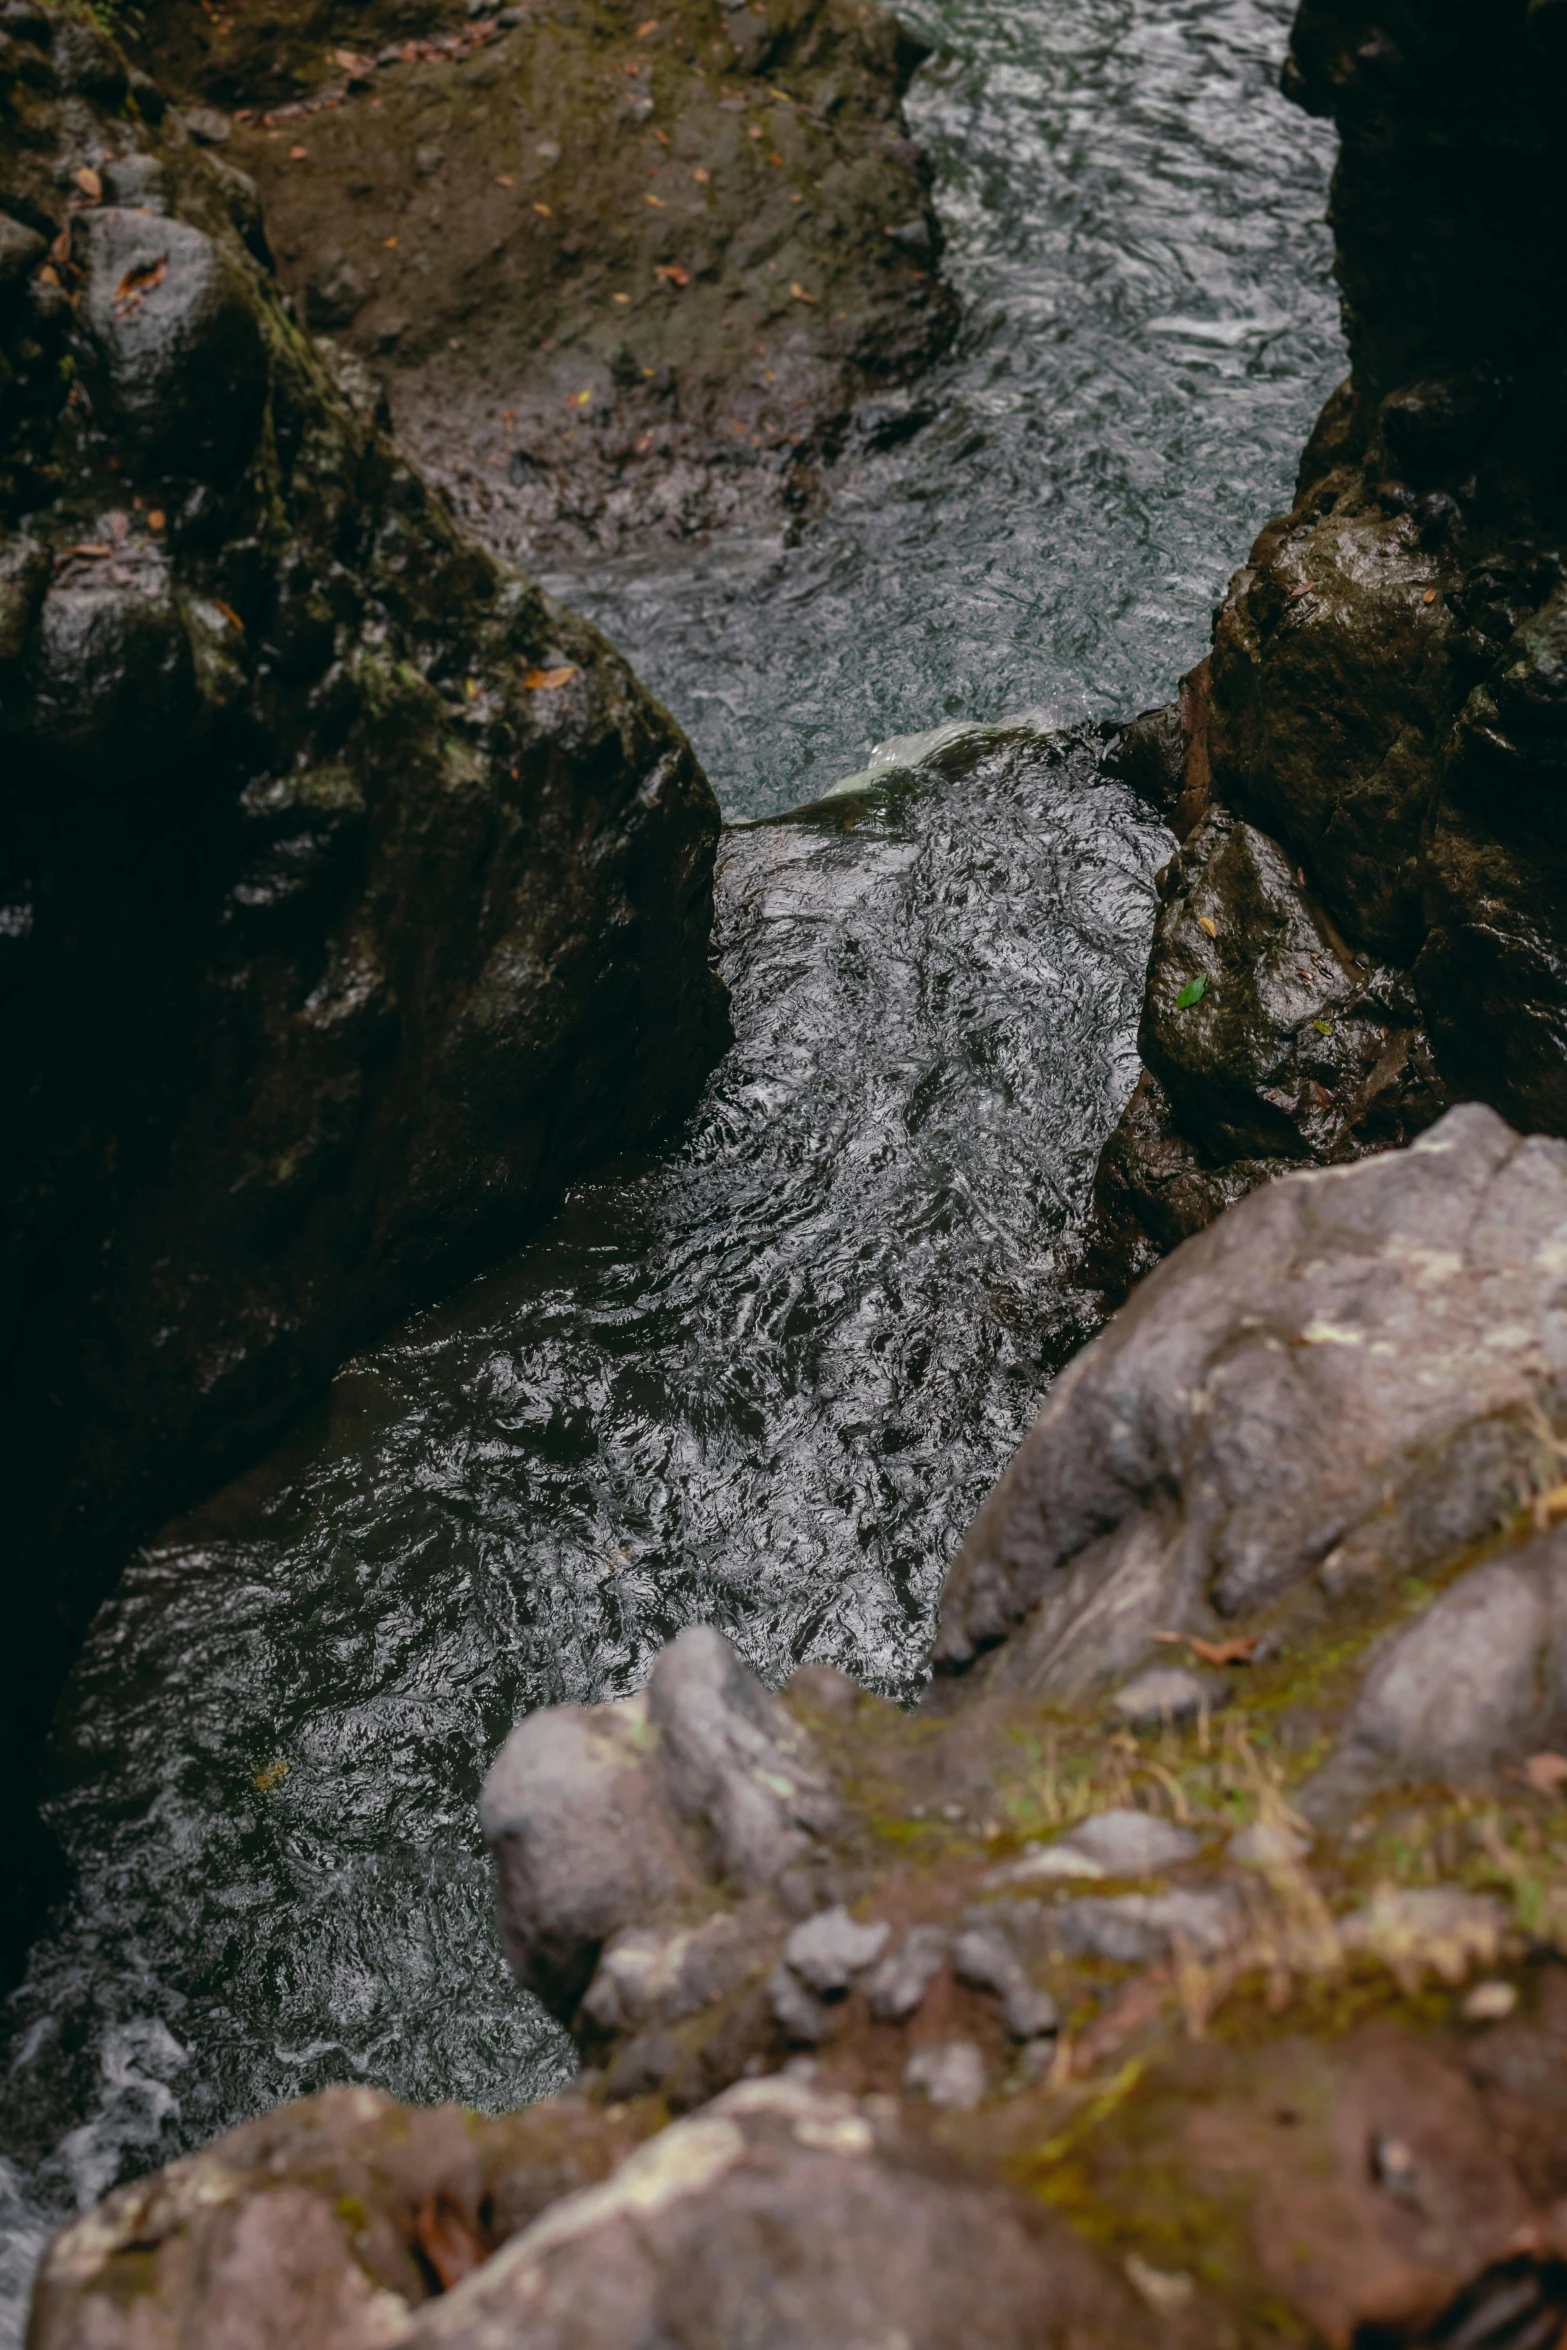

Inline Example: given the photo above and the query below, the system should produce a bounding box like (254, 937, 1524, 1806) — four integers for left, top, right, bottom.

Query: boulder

(936, 1102, 1567, 1691)
(0, 8, 727, 1978)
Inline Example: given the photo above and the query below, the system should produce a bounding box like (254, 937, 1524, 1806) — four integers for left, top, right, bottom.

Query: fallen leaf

(38, 263, 60, 288)
(572, 387, 592, 405)
(74, 165, 102, 200)
(1423, 588, 1438, 605)
(412, 2194, 485, 2291)
(253, 1758, 290, 1791)
(1521, 1752, 1567, 1796)
(636, 14, 658, 29)
(495, 173, 514, 187)
(768, 151, 783, 164)
(1533, 1480, 1567, 1530)
(611, 290, 631, 303)
(692, 165, 710, 182)
(1197, 915, 1217, 938)
(789, 281, 818, 305)
(464, 677, 478, 700)
(49, 226, 71, 264)
(1154, 1629, 1260, 1667)
(289, 143, 309, 160)
(113, 255, 167, 312)
(533, 201, 553, 216)
(654, 262, 689, 286)
(67, 542, 112, 558)
(525, 665, 577, 689)
(1175, 974, 1207, 1009)
(1313, 1018, 1333, 1036)
(147, 509, 166, 532)
(644, 192, 666, 206)
(634, 431, 652, 453)
(747, 123, 763, 139)
(213, 599, 244, 631)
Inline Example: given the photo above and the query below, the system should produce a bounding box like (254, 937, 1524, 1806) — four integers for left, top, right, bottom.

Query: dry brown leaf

(636, 14, 659, 30)
(113, 256, 167, 314)
(67, 543, 112, 559)
(383, 235, 398, 249)
(495, 173, 514, 187)
(147, 509, 166, 533)
(524, 665, 577, 690)
(1153, 1629, 1260, 1668)
(412, 2194, 485, 2291)
(533, 201, 553, 217)
(38, 263, 60, 289)
(790, 282, 818, 304)
(1197, 915, 1217, 938)
(74, 166, 102, 201)
(645, 192, 666, 207)
(692, 164, 710, 182)
(1521, 1752, 1567, 1796)
(49, 225, 71, 264)
(611, 291, 631, 303)
(1423, 587, 1438, 605)
(212, 599, 244, 632)
(654, 262, 689, 286)
(289, 143, 309, 160)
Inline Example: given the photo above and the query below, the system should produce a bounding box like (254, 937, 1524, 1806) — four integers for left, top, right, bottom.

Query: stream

(0, 0, 1342, 2331)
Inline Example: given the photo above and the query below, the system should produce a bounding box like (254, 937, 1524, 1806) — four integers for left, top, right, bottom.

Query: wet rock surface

(1091, 0, 1567, 1293)
(0, 13, 726, 1976)
(122, 0, 955, 562)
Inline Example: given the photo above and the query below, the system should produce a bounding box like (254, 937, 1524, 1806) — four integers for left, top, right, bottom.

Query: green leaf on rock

(1313, 1018, 1332, 1035)
(1175, 975, 1207, 1009)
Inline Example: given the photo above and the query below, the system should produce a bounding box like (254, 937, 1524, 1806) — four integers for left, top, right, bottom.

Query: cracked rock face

(0, 8, 727, 1975)
(937, 1102, 1567, 1693)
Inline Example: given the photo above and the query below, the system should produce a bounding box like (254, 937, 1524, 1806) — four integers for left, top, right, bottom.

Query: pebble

(783, 1905, 890, 1996)
(1110, 1666, 1229, 1728)
(865, 1923, 950, 2021)
(903, 2040, 987, 2112)
(1058, 1807, 1199, 1876)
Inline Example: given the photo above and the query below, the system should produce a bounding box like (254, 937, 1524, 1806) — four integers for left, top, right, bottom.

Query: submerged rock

(0, 10, 727, 1975)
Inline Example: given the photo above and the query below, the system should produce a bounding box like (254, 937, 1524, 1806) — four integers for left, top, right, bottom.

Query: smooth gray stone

(1305, 1535, 1567, 1814)
(784, 1905, 889, 1996)
(1054, 1889, 1241, 1966)
(1058, 1808, 1200, 1876)
(865, 1924, 951, 2021)
(1110, 1666, 1230, 1728)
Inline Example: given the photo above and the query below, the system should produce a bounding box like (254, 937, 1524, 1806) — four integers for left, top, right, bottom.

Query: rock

(647, 1625, 842, 1888)
(903, 2041, 988, 2112)
(1306, 1534, 1567, 1815)
(27, 2083, 657, 2350)
(125, 0, 958, 564)
(782, 1905, 890, 1996)
(482, 1630, 836, 2020)
(767, 1962, 828, 2045)
(864, 1923, 951, 2020)
(1337, 1889, 1508, 1991)
(405, 2075, 1155, 2350)
(1226, 1818, 1310, 1869)
(1056, 1809, 1200, 1877)
(1, 16, 727, 1980)
(1109, 1666, 1229, 1730)
(952, 1926, 1058, 2041)
(1142, 809, 1445, 1168)
(936, 1104, 1567, 1695)
(1054, 1890, 1241, 1967)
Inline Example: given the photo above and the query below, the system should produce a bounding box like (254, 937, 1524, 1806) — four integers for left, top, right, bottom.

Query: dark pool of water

(0, 0, 1342, 2328)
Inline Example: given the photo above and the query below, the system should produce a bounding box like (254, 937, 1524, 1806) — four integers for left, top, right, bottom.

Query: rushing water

(0, 0, 1342, 2333)
(554, 0, 1345, 819)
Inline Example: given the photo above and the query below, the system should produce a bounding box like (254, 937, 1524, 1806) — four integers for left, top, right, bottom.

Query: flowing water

(0, 0, 1342, 2331)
